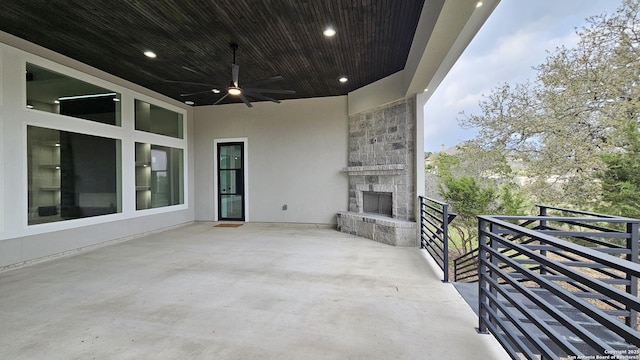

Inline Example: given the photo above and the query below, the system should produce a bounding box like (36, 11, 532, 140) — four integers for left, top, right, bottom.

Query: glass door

(218, 143, 244, 221)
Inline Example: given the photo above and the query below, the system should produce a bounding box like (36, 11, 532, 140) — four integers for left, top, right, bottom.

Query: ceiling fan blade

(165, 79, 223, 87)
(244, 88, 296, 95)
(181, 66, 206, 75)
(243, 76, 284, 88)
(245, 92, 281, 103)
(213, 93, 230, 105)
(238, 93, 253, 108)
(180, 89, 219, 97)
(232, 64, 239, 87)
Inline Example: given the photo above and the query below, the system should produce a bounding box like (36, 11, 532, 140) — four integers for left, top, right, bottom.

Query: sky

(423, 0, 624, 153)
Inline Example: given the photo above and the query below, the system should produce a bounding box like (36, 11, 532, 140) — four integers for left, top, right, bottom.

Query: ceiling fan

(166, 43, 295, 107)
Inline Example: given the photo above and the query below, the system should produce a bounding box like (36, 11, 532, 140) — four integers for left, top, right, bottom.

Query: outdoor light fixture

(185, 101, 195, 106)
(323, 27, 336, 37)
(476, 1, 483, 8)
(228, 87, 242, 96)
(339, 77, 348, 83)
(144, 50, 157, 58)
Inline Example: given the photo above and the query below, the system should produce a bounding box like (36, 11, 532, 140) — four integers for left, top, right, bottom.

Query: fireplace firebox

(363, 191, 392, 217)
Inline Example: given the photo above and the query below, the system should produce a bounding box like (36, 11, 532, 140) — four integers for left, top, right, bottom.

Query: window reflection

(135, 143, 184, 210)
(27, 126, 121, 224)
(26, 63, 121, 126)
(135, 100, 183, 138)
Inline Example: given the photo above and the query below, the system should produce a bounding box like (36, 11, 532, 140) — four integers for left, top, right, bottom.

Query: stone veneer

(337, 98, 417, 246)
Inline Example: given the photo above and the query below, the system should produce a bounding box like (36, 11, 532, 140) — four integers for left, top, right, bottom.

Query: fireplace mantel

(343, 164, 405, 175)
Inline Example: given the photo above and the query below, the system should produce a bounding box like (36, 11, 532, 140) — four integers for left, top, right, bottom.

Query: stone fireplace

(337, 98, 418, 247)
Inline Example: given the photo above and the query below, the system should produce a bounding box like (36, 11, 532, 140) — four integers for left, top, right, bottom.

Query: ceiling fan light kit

(166, 43, 295, 107)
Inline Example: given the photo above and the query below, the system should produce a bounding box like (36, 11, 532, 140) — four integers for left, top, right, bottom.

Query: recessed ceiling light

(212, 89, 221, 94)
(228, 87, 242, 96)
(424, 88, 429, 92)
(26, 104, 34, 109)
(144, 50, 157, 58)
(185, 101, 195, 106)
(339, 77, 348, 83)
(476, 1, 483, 8)
(323, 27, 336, 37)
(54, 100, 60, 104)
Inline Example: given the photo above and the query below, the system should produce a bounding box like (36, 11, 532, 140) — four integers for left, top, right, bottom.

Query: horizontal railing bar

(542, 230, 630, 239)
(421, 229, 444, 244)
(486, 233, 640, 312)
(536, 274, 630, 286)
(425, 247, 444, 261)
(454, 261, 477, 271)
(483, 240, 640, 345)
(491, 215, 637, 224)
(536, 204, 640, 222)
(456, 268, 479, 278)
(479, 216, 640, 277)
(490, 227, 630, 242)
(483, 274, 587, 356)
(482, 254, 627, 353)
(421, 215, 444, 229)
(544, 220, 628, 236)
(419, 196, 449, 207)
(453, 248, 479, 263)
(421, 204, 444, 217)
(456, 275, 479, 282)
(543, 219, 629, 233)
(480, 303, 542, 360)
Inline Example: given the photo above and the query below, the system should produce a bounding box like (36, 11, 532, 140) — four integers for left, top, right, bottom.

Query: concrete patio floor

(0, 222, 509, 359)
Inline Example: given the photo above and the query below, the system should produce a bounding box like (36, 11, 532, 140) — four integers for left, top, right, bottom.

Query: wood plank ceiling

(0, 0, 426, 106)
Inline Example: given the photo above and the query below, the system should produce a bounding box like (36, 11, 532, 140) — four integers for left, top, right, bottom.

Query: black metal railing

(478, 214, 640, 359)
(453, 247, 479, 282)
(419, 196, 456, 282)
(453, 205, 640, 283)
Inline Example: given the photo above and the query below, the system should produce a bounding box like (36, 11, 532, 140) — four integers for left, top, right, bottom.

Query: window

(135, 100, 183, 138)
(27, 126, 121, 224)
(135, 143, 184, 210)
(26, 63, 121, 126)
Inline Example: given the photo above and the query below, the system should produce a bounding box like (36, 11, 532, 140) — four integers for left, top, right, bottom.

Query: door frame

(213, 138, 249, 221)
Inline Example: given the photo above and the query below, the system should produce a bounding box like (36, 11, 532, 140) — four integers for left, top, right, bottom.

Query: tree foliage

(597, 121, 640, 218)
(432, 152, 528, 255)
(457, 0, 640, 212)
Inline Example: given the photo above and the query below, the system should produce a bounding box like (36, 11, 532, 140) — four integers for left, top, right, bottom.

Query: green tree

(597, 121, 640, 218)
(433, 152, 528, 255)
(458, 0, 640, 212)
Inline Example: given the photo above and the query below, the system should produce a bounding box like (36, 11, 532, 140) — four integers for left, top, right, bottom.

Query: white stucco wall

(0, 35, 195, 268)
(193, 96, 349, 224)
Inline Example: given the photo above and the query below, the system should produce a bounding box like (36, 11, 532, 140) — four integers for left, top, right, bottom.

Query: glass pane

(220, 145, 242, 169)
(135, 99, 183, 138)
(28, 126, 121, 224)
(136, 143, 184, 210)
(220, 195, 243, 219)
(220, 170, 238, 195)
(26, 63, 121, 126)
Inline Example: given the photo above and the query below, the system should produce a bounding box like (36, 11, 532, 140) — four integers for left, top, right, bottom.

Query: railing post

(539, 205, 548, 276)
(489, 222, 499, 318)
(419, 196, 425, 249)
(477, 217, 488, 334)
(442, 203, 449, 283)
(626, 221, 639, 329)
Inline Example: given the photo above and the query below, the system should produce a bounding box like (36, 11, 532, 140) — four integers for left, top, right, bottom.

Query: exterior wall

(0, 38, 195, 268)
(193, 97, 349, 224)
